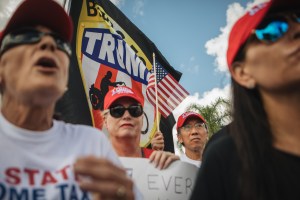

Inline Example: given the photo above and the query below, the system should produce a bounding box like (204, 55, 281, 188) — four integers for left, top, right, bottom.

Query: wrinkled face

(0, 26, 70, 106)
(177, 117, 208, 152)
(235, 11, 300, 93)
(105, 97, 143, 141)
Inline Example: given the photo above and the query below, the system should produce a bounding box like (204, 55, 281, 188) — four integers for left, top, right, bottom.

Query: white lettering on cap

(249, 2, 268, 16)
(181, 111, 197, 119)
(112, 87, 134, 96)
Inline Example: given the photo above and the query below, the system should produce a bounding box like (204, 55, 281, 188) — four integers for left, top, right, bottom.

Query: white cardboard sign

(120, 157, 198, 200)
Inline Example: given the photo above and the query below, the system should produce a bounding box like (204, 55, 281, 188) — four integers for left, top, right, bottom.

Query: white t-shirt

(180, 153, 201, 168)
(0, 114, 142, 199)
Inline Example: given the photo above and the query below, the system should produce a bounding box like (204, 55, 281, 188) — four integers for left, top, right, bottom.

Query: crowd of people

(0, 0, 299, 199)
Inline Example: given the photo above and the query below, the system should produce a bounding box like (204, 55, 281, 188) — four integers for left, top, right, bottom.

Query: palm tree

(186, 97, 232, 138)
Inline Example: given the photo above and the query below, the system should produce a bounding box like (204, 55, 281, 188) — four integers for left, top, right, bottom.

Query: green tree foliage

(186, 97, 232, 138)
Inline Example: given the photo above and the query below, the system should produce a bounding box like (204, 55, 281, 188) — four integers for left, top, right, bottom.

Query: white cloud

(192, 65, 199, 73)
(205, 3, 245, 72)
(110, 0, 144, 15)
(110, 0, 125, 8)
(0, 0, 66, 29)
(0, 0, 20, 29)
(133, 0, 145, 17)
(189, 56, 195, 62)
(172, 84, 231, 121)
(205, 0, 269, 72)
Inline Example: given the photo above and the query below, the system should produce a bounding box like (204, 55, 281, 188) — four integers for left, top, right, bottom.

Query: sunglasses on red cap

(0, 27, 71, 57)
(109, 104, 143, 118)
(254, 11, 300, 43)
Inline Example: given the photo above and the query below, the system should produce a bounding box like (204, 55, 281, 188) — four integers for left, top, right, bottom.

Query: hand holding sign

(74, 156, 134, 200)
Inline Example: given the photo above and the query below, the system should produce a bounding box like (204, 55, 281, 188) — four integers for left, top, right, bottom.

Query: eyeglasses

(254, 12, 300, 43)
(0, 27, 71, 57)
(180, 123, 206, 133)
(109, 104, 143, 118)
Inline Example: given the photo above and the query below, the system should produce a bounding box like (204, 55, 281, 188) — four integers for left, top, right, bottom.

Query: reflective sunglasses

(109, 104, 143, 118)
(181, 123, 206, 133)
(254, 12, 300, 43)
(0, 27, 71, 57)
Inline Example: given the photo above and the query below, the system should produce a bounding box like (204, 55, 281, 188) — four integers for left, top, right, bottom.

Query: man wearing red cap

(176, 111, 208, 168)
(0, 0, 141, 199)
(102, 86, 179, 169)
(191, 0, 300, 199)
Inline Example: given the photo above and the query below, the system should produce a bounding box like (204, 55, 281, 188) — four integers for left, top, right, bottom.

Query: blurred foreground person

(191, 0, 300, 199)
(0, 0, 140, 199)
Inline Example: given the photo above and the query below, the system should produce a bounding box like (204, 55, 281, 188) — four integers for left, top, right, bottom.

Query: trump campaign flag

(56, 0, 185, 151)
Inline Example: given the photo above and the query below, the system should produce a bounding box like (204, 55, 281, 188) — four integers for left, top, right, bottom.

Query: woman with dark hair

(190, 0, 300, 199)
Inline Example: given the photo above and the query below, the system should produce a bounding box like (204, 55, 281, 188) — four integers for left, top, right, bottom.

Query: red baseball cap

(0, 0, 73, 46)
(176, 111, 206, 129)
(103, 86, 144, 110)
(227, 0, 300, 68)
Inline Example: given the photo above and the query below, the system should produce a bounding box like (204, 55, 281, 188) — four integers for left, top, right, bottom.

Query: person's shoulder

(201, 133, 239, 182)
(203, 124, 231, 155)
(203, 133, 236, 161)
(192, 134, 239, 200)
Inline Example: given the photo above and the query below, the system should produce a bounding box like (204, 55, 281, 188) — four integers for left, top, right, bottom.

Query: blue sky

(118, 0, 245, 95)
(119, 0, 241, 94)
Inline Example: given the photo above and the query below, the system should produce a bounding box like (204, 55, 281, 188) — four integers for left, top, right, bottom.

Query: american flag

(146, 62, 189, 118)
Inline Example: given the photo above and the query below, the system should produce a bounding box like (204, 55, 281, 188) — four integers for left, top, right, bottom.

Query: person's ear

(141, 114, 144, 126)
(230, 61, 256, 89)
(177, 132, 183, 144)
(103, 114, 108, 129)
(0, 62, 4, 87)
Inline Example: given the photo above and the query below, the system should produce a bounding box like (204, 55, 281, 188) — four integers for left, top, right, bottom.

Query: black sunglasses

(109, 104, 143, 118)
(0, 27, 71, 57)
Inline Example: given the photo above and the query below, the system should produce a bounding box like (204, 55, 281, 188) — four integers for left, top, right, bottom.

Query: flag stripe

(147, 87, 175, 115)
(165, 75, 189, 99)
(146, 90, 170, 116)
(159, 79, 182, 104)
(146, 61, 189, 117)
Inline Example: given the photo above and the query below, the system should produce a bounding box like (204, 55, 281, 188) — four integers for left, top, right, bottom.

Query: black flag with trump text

(56, 0, 185, 152)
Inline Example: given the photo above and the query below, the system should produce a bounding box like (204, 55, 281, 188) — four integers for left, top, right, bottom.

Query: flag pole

(63, 0, 71, 14)
(152, 53, 160, 132)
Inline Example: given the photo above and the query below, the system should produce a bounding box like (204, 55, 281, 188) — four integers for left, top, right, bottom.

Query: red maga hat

(0, 0, 73, 46)
(103, 86, 144, 110)
(226, 0, 300, 69)
(176, 111, 206, 129)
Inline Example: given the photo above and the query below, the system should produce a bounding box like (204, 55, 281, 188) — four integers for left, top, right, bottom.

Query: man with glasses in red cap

(191, 0, 300, 199)
(0, 0, 142, 199)
(102, 86, 179, 169)
(176, 111, 208, 168)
